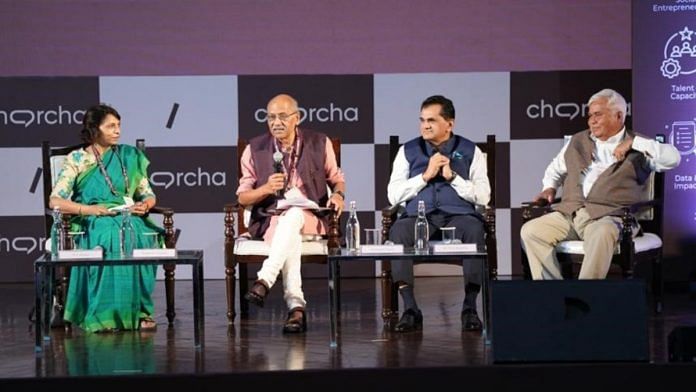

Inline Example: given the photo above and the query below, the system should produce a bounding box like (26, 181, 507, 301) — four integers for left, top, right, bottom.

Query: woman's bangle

(78, 205, 83, 216)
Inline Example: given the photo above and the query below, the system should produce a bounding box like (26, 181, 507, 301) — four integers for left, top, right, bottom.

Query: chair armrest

(381, 204, 400, 217)
(149, 206, 173, 216)
(520, 197, 561, 223)
(483, 205, 496, 234)
(326, 209, 340, 250)
(618, 198, 663, 241)
(223, 202, 239, 252)
(520, 197, 562, 208)
(624, 198, 662, 214)
(148, 206, 177, 247)
(380, 205, 400, 242)
(223, 201, 243, 214)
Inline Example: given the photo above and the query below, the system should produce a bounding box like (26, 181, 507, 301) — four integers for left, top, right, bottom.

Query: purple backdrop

(0, 1, 641, 282)
(633, 1, 696, 273)
(0, 0, 630, 76)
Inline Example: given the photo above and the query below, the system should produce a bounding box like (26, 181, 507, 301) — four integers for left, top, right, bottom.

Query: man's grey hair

(588, 88, 627, 123)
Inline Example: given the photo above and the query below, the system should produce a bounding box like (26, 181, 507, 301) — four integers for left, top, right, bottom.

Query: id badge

(123, 196, 135, 207)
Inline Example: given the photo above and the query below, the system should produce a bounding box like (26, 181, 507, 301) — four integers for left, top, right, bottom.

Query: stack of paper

(276, 187, 320, 210)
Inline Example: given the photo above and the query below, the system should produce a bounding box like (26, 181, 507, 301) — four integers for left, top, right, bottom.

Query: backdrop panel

(0, 77, 98, 147)
(0, 216, 46, 282)
(99, 76, 238, 147)
(145, 146, 236, 214)
(510, 70, 632, 140)
(0, 148, 45, 217)
(632, 0, 696, 279)
(237, 75, 373, 144)
(509, 138, 566, 208)
(373, 73, 510, 144)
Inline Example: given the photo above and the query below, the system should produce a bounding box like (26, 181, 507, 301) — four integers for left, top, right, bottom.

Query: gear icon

(661, 58, 681, 79)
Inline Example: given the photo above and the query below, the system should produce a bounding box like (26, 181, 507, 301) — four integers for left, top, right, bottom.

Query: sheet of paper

(133, 248, 177, 258)
(276, 187, 320, 210)
(431, 243, 478, 253)
(58, 249, 103, 259)
(359, 244, 404, 254)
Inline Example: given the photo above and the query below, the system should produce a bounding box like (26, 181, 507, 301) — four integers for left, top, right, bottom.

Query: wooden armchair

(519, 170, 665, 313)
(41, 139, 178, 327)
(223, 137, 342, 323)
(380, 134, 498, 326)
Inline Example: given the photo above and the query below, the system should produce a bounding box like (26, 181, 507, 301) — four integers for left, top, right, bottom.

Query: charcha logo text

(150, 169, 226, 189)
(0, 106, 85, 128)
(0, 235, 46, 254)
(526, 100, 632, 120)
(254, 103, 359, 123)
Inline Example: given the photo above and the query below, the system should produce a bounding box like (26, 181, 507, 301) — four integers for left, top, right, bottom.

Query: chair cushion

(50, 155, 66, 187)
(555, 232, 662, 255)
(233, 236, 329, 256)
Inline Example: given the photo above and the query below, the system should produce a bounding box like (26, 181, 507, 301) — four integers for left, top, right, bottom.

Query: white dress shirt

(387, 144, 491, 207)
(542, 127, 681, 196)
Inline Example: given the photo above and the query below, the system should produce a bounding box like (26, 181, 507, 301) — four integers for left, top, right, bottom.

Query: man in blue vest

(387, 95, 491, 332)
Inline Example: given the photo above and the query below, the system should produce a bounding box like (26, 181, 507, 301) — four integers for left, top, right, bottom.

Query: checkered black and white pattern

(0, 70, 638, 281)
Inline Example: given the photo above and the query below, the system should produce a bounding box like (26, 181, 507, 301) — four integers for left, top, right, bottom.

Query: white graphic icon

(661, 27, 696, 79)
(669, 120, 696, 155)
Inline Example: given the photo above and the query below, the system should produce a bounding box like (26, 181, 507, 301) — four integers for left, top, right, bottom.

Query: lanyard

(92, 145, 129, 196)
(273, 131, 302, 190)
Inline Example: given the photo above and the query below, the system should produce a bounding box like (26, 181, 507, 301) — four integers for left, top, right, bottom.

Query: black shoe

(461, 309, 482, 331)
(282, 307, 307, 334)
(394, 309, 423, 332)
(244, 280, 269, 308)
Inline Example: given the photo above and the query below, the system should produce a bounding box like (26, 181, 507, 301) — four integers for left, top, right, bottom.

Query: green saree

(63, 144, 164, 332)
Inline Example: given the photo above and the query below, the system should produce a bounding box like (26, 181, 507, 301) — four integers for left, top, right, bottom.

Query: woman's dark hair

(80, 104, 120, 144)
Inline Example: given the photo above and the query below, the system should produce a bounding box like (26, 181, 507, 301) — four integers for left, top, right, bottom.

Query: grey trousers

(389, 212, 485, 286)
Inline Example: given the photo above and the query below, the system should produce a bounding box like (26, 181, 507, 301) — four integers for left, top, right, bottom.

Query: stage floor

(1, 277, 696, 378)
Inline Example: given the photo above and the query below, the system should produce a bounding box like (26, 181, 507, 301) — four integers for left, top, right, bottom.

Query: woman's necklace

(92, 144, 129, 196)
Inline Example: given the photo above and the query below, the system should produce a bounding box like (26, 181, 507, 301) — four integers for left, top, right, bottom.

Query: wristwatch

(448, 171, 458, 182)
(333, 190, 345, 200)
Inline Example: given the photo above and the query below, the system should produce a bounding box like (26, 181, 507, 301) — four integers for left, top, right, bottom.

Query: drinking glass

(441, 227, 457, 244)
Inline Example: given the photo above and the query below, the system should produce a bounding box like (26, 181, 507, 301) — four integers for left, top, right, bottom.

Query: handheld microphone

(272, 151, 284, 198)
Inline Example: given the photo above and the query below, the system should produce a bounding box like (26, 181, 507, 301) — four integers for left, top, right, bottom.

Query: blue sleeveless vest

(403, 135, 478, 217)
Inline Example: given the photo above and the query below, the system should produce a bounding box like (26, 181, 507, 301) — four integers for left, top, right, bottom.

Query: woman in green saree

(49, 104, 163, 332)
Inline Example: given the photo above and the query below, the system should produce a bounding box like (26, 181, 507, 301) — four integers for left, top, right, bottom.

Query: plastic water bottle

(119, 210, 135, 258)
(50, 206, 64, 259)
(414, 200, 429, 254)
(345, 200, 360, 251)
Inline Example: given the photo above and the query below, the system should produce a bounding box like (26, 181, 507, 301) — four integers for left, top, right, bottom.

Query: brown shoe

(244, 280, 269, 308)
(282, 307, 307, 334)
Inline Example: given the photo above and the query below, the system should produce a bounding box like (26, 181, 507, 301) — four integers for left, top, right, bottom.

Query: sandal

(282, 307, 307, 334)
(139, 317, 157, 332)
(244, 280, 270, 308)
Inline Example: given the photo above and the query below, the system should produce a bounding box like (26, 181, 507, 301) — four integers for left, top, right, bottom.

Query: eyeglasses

(267, 111, 298, 123)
